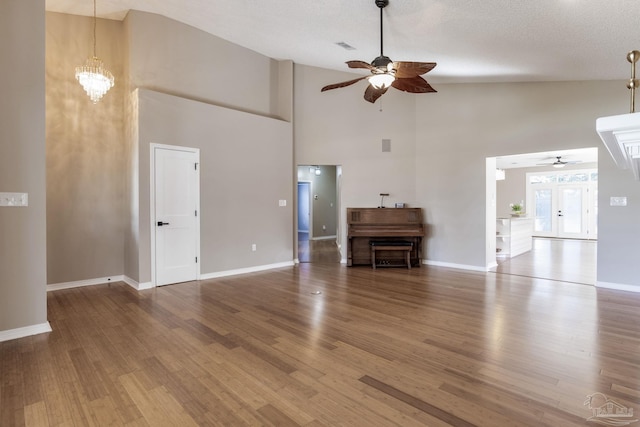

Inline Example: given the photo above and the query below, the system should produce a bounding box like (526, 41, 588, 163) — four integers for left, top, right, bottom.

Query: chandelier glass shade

(75, 0, 114, 103)
(75, 56, 114, 103)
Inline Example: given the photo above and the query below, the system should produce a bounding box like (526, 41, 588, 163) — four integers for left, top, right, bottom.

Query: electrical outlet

(279, 199, 287, 207)
(251, 244, 257, 251)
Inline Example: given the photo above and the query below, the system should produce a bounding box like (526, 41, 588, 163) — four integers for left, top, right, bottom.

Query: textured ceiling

(45, 0, 640, 84)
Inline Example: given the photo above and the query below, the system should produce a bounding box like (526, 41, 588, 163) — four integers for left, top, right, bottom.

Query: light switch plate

(279, 199, 287, 207)
(0, 192, 28, 207)
(610, 196, 628, 206)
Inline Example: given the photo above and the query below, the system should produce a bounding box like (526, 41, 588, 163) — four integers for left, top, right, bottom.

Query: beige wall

(125, 10, 289, 120)
(124, 11, 294, 283)
(136, 89, 293, 280)
(414, 81, 640, 284)
(0, 0, 48, 331)
(46, 12, 125, 284)
(294, 64, 417, 252)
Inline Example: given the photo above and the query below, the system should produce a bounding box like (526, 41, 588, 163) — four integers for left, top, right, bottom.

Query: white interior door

(154, 146, 199, 286)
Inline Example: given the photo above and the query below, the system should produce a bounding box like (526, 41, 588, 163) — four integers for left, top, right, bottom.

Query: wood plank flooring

(2, 263, 640, 426)
(492, 238, 597, 285)
(297, 236, 341, 264)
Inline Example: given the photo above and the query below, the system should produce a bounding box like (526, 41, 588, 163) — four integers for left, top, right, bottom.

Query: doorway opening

(489, 147, 598, 285)
(296, 165, 341, 263)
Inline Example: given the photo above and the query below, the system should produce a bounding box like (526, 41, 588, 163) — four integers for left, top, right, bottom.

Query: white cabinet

(496, 217, 534, 258)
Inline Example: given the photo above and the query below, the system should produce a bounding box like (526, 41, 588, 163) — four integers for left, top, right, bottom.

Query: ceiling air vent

(335, 42, 356, 51)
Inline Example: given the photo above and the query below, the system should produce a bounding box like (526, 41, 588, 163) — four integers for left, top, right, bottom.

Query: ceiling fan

(321, 0, 437, 103)
(537, 156, 580, 168)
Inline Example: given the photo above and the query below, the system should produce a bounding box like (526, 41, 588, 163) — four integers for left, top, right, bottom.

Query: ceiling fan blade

(391, 76, 437, 93)
(364, 84, 388, 103)
(346, 60, 377, 71)
(393, 62, 437, 78)
(321, 76, 368, 92)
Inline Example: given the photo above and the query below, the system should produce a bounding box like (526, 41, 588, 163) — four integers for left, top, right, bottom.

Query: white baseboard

(200, 261, 295, 280)
(47, 275, 126, 292)
(596, 281, 640, 293)
(422, 259, 492, 272)
(0, 322, 52, 343)
(123, 276, 154, 291)
(311, 235, 337, 241)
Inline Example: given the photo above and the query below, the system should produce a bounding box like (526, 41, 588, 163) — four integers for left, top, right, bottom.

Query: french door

(529, 170, 597, 240)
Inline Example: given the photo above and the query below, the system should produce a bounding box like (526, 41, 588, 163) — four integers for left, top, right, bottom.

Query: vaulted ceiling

(46, 0, 639, 84)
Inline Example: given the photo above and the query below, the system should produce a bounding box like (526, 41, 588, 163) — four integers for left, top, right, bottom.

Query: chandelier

(75, 0, 114, 103)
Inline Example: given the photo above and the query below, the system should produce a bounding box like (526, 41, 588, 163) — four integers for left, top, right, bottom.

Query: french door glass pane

(535, 189, 552, 232)
(561, 188, 582, 233)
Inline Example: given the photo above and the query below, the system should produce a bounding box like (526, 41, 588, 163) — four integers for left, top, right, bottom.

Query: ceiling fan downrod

(372, 0, 391, 69)
(376, 0, 388, 58)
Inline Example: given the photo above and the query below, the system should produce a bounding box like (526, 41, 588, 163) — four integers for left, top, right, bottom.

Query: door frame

(150, 143, 201, 287)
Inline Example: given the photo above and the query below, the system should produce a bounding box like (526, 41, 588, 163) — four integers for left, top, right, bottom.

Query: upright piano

(347, 207, 425, 267)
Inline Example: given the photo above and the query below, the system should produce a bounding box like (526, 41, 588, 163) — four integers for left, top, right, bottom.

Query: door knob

(157, 221, 170, 226)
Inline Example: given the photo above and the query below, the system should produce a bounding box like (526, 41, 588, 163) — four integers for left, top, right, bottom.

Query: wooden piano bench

(369, 240, 413, 269)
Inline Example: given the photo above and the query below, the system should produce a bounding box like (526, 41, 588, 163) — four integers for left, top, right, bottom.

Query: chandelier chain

(74, 0, 114, 103)
(93, 0, 97, 57)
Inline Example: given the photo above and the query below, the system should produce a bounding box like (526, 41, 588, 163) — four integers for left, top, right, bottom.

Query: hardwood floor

(492, 238, 597, 285)
(297, 234, 341, 264)
(2, 263, 640, 426)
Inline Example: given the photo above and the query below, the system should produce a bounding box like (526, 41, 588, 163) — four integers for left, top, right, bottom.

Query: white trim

(199, 261, 295, 280)
(47, 276, 125, 292)
(311, 235, 337, 241)
(423, 259, 493, 272)
(123, 276, 154, 291)
(47, 276, 154, 292)
(596, 281, 640, 293)
(0, 322, 52, 343)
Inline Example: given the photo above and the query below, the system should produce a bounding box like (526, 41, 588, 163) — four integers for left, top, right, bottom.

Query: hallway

(297, 232, 341, 264)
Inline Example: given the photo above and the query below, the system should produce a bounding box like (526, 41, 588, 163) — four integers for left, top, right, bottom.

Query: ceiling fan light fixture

(320, 0, 436, 102)
(369, 73, 395, 89)
(553, 163, 566, 168)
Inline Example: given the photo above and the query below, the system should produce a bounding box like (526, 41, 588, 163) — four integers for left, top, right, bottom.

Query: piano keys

(347, 207, 425, 267)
